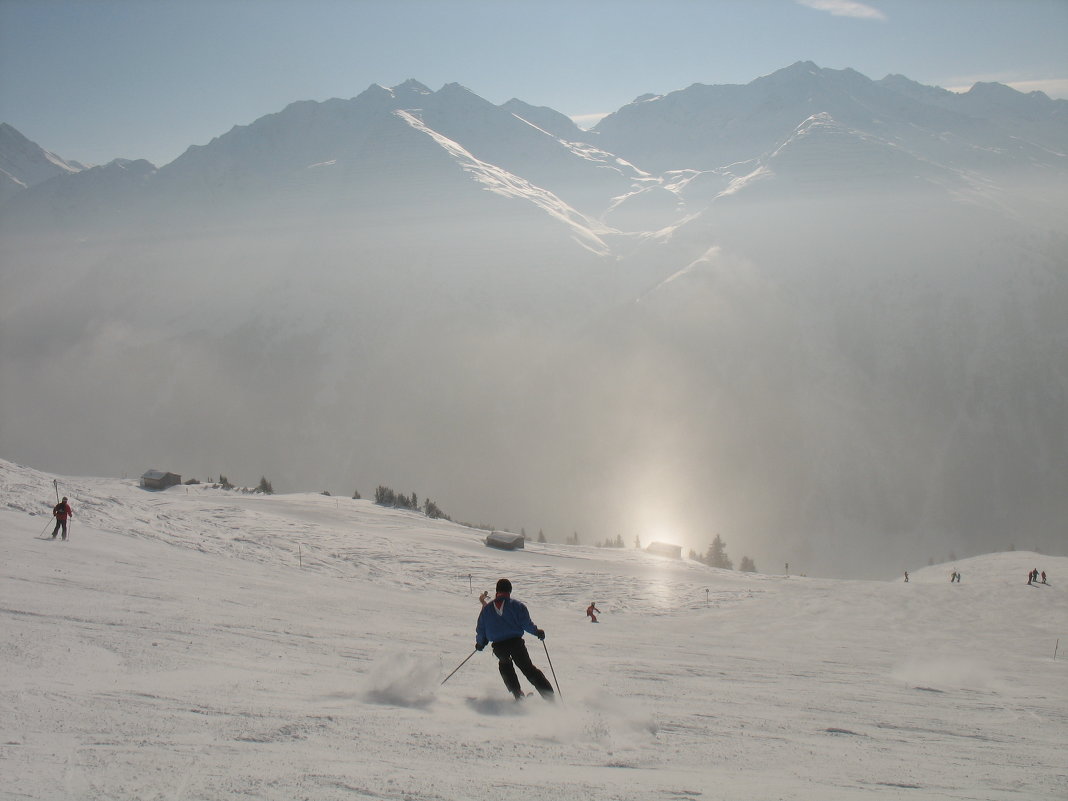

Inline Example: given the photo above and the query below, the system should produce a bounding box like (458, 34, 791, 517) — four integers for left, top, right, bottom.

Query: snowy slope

(2, 459, 1065, 800)
(0, 122, 82, 194)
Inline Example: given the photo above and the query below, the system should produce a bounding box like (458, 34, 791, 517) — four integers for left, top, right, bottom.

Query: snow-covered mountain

(4, 64, 1065, 233)
(878, 73, 1068, 155)
(1, 64, 1066, 578)
(500, 97, 585, 140)
(2, 157, 157, 229)
(3, 79, 642, 232)
(2, 459, 1065, 800)
(0, 122, 84, 204)
(2, 87, 622, 245)
(592, 61, 1068, 177)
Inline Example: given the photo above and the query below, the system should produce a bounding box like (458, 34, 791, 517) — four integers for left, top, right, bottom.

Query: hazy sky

(2, 0, 1067, 167)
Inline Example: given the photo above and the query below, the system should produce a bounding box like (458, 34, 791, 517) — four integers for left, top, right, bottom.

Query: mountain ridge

(4, 62, 1066, 219)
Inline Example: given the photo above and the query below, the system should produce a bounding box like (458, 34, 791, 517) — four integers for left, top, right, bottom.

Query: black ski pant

(491, 637, 554, 700)
(51, 518, 67, 538)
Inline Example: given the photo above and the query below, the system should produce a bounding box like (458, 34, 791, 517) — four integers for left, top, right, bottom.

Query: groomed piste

(1, 458, 1064, 800)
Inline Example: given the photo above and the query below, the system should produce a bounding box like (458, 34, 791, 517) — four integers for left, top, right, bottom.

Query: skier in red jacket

(51, 497, 72, 540)
(586, 602, 601, 623)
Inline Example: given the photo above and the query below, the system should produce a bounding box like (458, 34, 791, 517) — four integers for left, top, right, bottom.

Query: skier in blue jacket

(476, 578, 554, 701)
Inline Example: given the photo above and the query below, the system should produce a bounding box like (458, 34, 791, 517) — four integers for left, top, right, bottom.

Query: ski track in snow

(1, 458, 1065, 800)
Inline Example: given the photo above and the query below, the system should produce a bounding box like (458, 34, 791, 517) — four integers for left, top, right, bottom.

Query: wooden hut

(140, 469, 182, 490)
(484, 531, 525, 550)
(645, 541, 682, 559)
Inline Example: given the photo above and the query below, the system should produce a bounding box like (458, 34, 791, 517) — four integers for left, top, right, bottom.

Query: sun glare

(645, 527, 680, 548)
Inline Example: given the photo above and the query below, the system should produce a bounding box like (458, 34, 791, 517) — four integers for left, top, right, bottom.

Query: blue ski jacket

(475, 594, 538, 647)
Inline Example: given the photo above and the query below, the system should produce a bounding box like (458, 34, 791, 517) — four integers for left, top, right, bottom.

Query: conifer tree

(705, 534, 733, 569)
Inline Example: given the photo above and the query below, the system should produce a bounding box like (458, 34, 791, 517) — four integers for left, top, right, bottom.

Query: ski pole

(39, 517, 53, 537)
(440, 649, 478, 686)
(542, 640, 562, 702)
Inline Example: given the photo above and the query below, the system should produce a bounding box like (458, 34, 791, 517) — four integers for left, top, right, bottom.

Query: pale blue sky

(2, 0, 1066, 167)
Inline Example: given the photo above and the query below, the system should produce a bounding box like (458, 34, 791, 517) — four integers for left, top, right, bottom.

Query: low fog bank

(2, 182, 1067, 578)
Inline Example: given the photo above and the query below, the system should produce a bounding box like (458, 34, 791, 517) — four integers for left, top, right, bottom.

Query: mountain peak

(435, 82, 486, 104)
(792, 111, 837, 132)
(964, 80, 1057, 105)
(499, 98, 582, 140)
(784, 59, 821, 73)
(963, 80, 1062, 114)
(0, 122, 82, 198)
(968, 81, 1021, 97)
(395, 78, 432, 95)
(761, 61, 822, 82)
(358, 83, 395, 99)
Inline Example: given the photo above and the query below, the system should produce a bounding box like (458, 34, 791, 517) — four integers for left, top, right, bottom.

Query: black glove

(535, 629, 546, 641)
(475, 642, 486, 651)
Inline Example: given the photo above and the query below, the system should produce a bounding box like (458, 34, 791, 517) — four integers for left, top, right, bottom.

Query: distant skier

(586, 602, 601, 622)
(475, 578, 554, 701)
(904, 571, 909, 583)
(1041, 571, 1047, 585)
(51, 497, 72, 540)
(479, 590, 490, 606)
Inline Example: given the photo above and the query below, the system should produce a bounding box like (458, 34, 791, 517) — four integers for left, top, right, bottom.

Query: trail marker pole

(299, 545, 303, 568)
(705, 588, 709, 607)
(53, 479, 60, 503)
(1055, 639, 1060, 661)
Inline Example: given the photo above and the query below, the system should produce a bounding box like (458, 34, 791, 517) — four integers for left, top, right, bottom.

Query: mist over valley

(2, 63, 1066, 577)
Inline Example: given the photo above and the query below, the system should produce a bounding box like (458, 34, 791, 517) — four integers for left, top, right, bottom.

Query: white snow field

(1, 459, 1065, 801)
